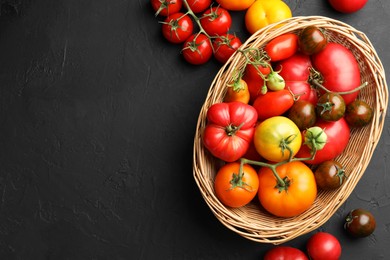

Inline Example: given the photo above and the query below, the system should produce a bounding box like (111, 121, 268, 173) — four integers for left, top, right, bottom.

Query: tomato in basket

(264, 33, 299, 62)
(214, 162, 259, 208)
(257, 161, 317, 218)
(203, 101, 258, 162)
(252, 89, 294, 121)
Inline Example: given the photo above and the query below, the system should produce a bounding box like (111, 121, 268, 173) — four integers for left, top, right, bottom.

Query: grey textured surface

(0, 0, 389, 259)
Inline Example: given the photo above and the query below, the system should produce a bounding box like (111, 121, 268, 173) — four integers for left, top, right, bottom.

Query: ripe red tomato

(328, 0, 368, 13)
(151, 0, 182, 16)
(185, 0, 212, 13)
(215, 0, 255, 11)
(243, 62, 271, 103)
(311, 42, 361, 105)
(214, 162, 259, 208)
(264, 33, 299, 62)
(213, 34, 242, 64)
(296, 118, 350, 165)
(258, 161, 317, 217)
(182, 34, 213, 65)
(200, 6, 232, 37)
(264, 246, 308, 260)
(306, 232, 342, 260)
(161, 13, 194, 44)
(252, 89, 294, 121)
(276, 53, 318, 104)
(203, 102, 258, 162)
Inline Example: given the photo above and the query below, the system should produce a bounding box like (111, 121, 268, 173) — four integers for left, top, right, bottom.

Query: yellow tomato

(215, 0, 256, 11)
(254, 116, 302, 162)
(245, 0, 292, 35)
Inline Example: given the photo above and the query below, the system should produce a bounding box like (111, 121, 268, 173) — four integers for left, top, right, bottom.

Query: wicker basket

(192, 16, 388, 244)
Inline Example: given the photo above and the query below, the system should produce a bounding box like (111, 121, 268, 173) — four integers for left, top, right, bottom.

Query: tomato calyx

(225, 122, 244, 136)
(200, 5, 221, 21)
(154, 0, 175, 16)
(228, 170, 255, 192)
(334, 164, 347, 186)
(182, 34, 209, 55)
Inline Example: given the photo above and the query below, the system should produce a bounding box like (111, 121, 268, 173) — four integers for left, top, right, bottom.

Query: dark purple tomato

(314, 160, 346, 190)
(316, 92, 346, 121)
(288, 100, 317, 130)
(344, 99, 373, 127)
(299, 26, 328, 55)
(344, 208, 376, 238)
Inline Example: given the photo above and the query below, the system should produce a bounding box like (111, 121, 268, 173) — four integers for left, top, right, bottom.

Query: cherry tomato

(185, 0, 212, 13)
(264, 246, 308, 260)
(258, 161, 317, 217)
(200, 6, 232, 37)
(213, 34, 242, 64)
(298, 26, 328, 55)
(288, 100, 317, 130)
(311, 42, 361, 105)
(306, 232, 341, 260)
(215, 0, 255, 11)
(316, 92, 346, 122)
(314, 160, 346, 190)
(245, 0, 292, 35)
(264, 33, 299, 62)
(214, 162, 259, 208)
(344, 208, 376, 238)
(254, 116, 302, 162)
(252, 89, 294, 121)
(243, 62, 271, 103)
(182, 33, 213, 65)
(224, 79, 250, 104)
(151, 0, 182, 16)
(344, 99, 373, 127)
(296, 118, 350, 165)
(161, 13, 194, 44)
(276, 53, 318, 105)
(328, 0, 368, 13)
(203, 102, 258, 162)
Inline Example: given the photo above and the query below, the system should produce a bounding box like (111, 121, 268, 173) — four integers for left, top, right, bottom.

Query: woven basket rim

(193, 16, 388, 244)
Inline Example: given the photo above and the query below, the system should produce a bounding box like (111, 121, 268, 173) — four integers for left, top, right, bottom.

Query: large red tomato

(311, 42, 361, 104)
(276, 53, 318, 104)
(328, 0, 368, 13)
(203, 102, 258, 162)
(296, 118, 350, 165)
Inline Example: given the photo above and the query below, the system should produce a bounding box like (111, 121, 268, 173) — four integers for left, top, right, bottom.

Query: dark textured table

(0, 0, 389, 259)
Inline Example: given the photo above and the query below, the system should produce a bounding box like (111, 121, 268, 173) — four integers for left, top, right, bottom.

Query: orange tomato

(224, 79, 250, 104)
(215, 0, 255, 11)
(257, 161, 317, 217)
(214, 162, 259, 208)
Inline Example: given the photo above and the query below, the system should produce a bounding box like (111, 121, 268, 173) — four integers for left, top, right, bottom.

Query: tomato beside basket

(192, 16, 388, 244)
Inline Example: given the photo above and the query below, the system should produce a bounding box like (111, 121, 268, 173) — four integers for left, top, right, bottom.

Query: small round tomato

(306, 232, 342, 260)
(298, 26, 328, 55)
(182, 33, 213, 65)
(215, 0, 255, 11)
(264, 33, 299, 62)
(224, 79, 250, 104)
(314, 160, 346, 190)
(258, 161, 317, 217)
(185, 0, 212, 13)
(316, 92, 346, 121)
(252, 89, 294, 121)
(200, 6, 232, 37)
(344, 99, 373, 127)
(245, 0, 292, 35)
(161, 13, 194, 44)
(344, 208, 376, 238)
(264, 246, 308, 260)
(328, 0, 368, 13)
(288, 100, 317, 130)
(214, 162, 259, 208)
(213, 34, 242, 64)
(254, 116, 302, 162)
(151, 0, 182, 16)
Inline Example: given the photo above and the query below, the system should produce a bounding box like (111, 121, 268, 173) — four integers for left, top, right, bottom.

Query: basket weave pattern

(192, 16, 388, 244)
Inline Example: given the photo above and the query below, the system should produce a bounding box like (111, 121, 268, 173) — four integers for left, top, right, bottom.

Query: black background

(0, 0, 389, 259)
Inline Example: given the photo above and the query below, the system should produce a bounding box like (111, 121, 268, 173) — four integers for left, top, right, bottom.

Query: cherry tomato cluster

(202, 26, 375, 219)
(151, 0, 243, 65)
